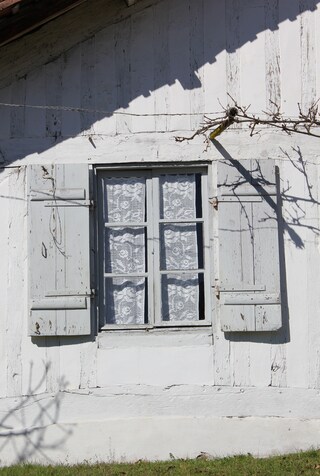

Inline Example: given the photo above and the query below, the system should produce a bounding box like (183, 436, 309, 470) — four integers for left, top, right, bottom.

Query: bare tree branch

(175, 96, 320, 144)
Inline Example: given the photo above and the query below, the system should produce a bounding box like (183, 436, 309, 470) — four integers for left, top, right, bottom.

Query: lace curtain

(160, 175, 201, 322)
(104, 174, 202, 325)
(105, 177, 146, 325)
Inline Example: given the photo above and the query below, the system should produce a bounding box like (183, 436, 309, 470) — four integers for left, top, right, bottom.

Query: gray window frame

(95, 164, 212, 330)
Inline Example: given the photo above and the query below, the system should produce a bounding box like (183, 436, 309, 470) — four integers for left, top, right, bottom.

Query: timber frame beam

(0, 0, 85, 47)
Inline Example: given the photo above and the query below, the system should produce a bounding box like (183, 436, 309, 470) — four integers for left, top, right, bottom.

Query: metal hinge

(214, 285, 220, 300)
(89, 200, 96, 210)
(209, 197, 218, 210)
(90, 289, 96, 298)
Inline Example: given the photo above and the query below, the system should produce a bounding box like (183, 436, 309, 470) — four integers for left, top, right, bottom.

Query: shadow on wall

(213, 140, 320, 344)
(0, 0, 319, 162)
(0, 363, 72, 465)
(0, 0, 318, 345)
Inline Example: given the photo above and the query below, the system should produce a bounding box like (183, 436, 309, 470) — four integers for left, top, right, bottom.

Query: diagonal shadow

(0, 0, 319, 168)
(213, 140, 290, 345)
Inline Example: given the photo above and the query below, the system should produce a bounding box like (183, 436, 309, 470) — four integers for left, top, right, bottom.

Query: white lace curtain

(160, 175, 200, 322)
(104, 174, 201, 325)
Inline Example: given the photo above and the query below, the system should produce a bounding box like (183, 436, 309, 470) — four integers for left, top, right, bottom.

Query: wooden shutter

(218, 159, 281, 332)
(27, 164, 92, 336)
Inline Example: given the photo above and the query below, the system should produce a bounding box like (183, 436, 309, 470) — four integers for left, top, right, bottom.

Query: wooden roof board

(0, 0, 88, 46)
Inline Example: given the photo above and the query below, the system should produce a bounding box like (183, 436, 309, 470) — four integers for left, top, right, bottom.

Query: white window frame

(95, 164, 212, 330)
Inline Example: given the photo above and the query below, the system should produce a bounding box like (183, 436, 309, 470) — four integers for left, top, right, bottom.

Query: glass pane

(161, 274, 204, 322)
(105, 277, 147, 325)
(105, 177, 146, 223)
(159, 173, 202, 220)
(160, 223, 203, 270)
(105, 227, 146, 273)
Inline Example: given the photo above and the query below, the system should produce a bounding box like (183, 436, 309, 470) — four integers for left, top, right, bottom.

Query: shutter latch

(209, 197, 218, 210)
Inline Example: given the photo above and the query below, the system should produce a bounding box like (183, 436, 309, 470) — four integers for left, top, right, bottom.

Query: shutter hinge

(209, 197, 218, 210)
(89, 200, 96, 210)
(90, 289, 96, 298)
(214, 285, 220, 300)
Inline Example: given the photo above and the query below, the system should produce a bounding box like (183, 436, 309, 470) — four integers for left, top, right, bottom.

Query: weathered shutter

(27, 164, 92, 336)
(218, 159, 281, 332)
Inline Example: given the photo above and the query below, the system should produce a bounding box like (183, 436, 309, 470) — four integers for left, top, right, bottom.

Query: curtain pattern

(160, 175, 201, 322)
(105, 177, 146, 325)
(104, 174, 202, 324)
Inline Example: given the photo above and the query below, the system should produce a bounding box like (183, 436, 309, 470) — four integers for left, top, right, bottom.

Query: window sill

(97, 326, 213, 349)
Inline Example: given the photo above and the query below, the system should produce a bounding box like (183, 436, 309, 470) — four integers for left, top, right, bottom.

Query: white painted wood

(240, 0, 266, 112)
(265, 0, 281, 111)
(27, 164, 91, 336)
(300, 0, 316, 112)
(6, 168, 26, 397)
(226, 0, 240, 104)
(45, 57, 63, 140)
(307, 161, 320, 388)
(25, 68, 46, 139)
(61, 45, 81, 137)
(0, 0, 320, 463)
(10, 78, 26, 139)
(218, 159, 282, 332)
(81, 37, 96, 134)
(0, 84, 11, 142)
(94, 25, 116, 136)
(0, 171, 10, 397)
(59, 336, 82, 390)
(153, 0, 169, 132)
(115, 17, 132, 134)
(203, 0, 227, 114)
(189, 0, 205, 132)
(167, 0, 190, 131)
(80, 340, 97, 389)
(281, 155, 309, 389)
(97, 345, 214, 386)
(279, 0, 301, 115)
(130, 7, 155, 132)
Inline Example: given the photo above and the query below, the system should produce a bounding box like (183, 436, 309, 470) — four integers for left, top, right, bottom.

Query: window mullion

(146, 175, 155, 326)
(202, 172, 211, 324)
(152, 174, 161, 326)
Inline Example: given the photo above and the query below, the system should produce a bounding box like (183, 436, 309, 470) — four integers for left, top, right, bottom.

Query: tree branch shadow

(213, 140, 291, 344)
(0, 362, 73, 464)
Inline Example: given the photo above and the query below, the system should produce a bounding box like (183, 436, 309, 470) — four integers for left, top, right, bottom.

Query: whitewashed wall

(0, 0, 320, 464)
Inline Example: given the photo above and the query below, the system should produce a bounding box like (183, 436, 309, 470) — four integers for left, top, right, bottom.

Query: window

(27, 160, 281, 337)
(96, 167, 211, 329)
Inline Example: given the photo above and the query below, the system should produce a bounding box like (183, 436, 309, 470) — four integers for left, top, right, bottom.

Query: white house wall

(0, 0, 320, 464)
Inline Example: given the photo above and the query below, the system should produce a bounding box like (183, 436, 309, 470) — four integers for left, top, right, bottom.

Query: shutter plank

(219, 195, 255, 331)
(28, 164, 91, 336)
(218, 159, 282, 332)
(251, 160, 281, 331)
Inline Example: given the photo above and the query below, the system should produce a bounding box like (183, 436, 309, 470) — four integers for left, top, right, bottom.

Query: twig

(175, 96, 320, 144)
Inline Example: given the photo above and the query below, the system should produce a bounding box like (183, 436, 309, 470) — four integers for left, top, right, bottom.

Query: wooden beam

(0, 0, 86, 47)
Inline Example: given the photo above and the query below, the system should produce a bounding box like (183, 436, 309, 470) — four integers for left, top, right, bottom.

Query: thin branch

(175, 96, 320, 144)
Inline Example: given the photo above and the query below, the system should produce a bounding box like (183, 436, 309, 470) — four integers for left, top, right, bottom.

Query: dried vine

(175, 94, 320, 145)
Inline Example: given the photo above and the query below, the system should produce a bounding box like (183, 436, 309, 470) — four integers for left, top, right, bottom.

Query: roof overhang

(0, 0, 137, 47)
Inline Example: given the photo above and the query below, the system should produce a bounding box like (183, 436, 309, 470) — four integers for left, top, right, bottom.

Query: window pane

(105, 177, 146, 223)
(161, 273, 204, 322)
(105, 277, 147, 325)
(160, 223, 203, 270)
(105, 227, 146, 273)
(159, 173, 202, 220)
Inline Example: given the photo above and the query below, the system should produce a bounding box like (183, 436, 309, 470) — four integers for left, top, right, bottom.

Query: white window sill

(98, 327, 213, 349)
